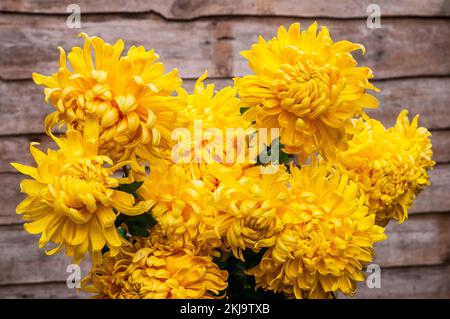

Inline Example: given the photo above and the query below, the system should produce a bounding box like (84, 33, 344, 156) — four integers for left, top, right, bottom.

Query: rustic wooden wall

(0, 0, 449, 298)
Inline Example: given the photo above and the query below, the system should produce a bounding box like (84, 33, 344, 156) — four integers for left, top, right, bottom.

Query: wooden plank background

(0, 0, 449, 299)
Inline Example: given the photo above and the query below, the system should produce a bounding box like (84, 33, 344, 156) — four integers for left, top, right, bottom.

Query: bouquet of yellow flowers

(12, 22, 434, 299)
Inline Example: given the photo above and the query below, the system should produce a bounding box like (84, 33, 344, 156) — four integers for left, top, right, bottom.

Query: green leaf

(277, 142, 291, 165)
(131, 213, 158, 229)
(117, 226, 127, 239)
(243, 248, 267, 270)
(214, 249, 284, 299)
(101, 245, 110, 255)
(114, 211, 158, 238)
(255, 138, 291, 166)
(113, 181, 144, 195)
(127, 226, 150, 237)
(240, 107, 249, 115)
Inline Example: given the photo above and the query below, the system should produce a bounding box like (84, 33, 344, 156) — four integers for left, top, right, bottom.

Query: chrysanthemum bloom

(81, 238, 228, 299)
(138, 164, 222, 255)
(248, 162, 386, 298)
(334, 111, 435, 225)
(11, 116, 153, 263)
(389, 110, 435, 173)
(237, 22, 379, 162)
(173, 71, 254, 190)
(32, 33, 183, 177)
(208, 163, 290, 260)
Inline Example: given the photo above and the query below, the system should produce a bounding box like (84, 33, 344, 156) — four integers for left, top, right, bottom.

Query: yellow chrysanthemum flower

(11, 115, 152, 263)
(208, 164, 290, 260)
(174, 71, 254, 189)
(389, 110, 435, 172)
(178, 72, 250, 132)
(237, 22, 379, 161)
(81, 238, 228, 299)
(334, 110, 435, 225)
(248, 162, 386, 298)
(32, 33, 183, 177)
(138, 164, 221, 255)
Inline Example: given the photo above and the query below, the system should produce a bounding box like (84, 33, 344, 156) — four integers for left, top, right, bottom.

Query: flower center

(277, 60, 341, 120)
(51, 159, 113, 212)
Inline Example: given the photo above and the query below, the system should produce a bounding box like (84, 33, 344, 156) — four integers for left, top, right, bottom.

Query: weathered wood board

(0, 16, 449, 80)
(1, 0, 449, 18)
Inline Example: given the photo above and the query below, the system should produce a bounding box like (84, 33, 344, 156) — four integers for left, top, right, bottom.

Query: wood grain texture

(411, 165, 450, 214)
(366, 78, 450, 130)
(1, 77, 449, 136)
(428, 131, 450, 164)
(349, 265, 450, 298)
(1, 0, 449, 18)
(374, 213, 450, 267)
(0, 135, 56, 173)
(0, 282, 89, 298)
(0, 80, 53, 136)
(0, 173, 26, 225)
(1, 15, 449, 80)
(0, 224, 91, 285)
